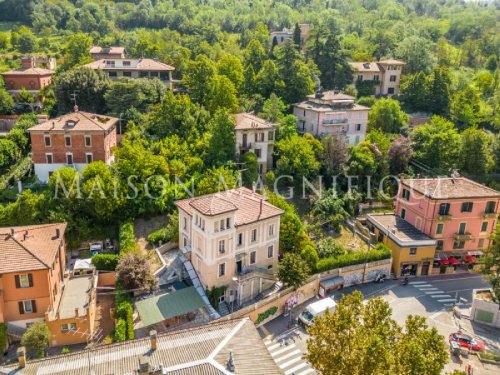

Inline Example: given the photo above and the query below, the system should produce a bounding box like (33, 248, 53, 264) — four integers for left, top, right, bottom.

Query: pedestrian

(466, 361, 473, 375)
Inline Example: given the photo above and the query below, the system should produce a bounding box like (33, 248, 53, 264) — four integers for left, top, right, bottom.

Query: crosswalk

(264, 331, 316, 375)
(410, 281, 457, 305)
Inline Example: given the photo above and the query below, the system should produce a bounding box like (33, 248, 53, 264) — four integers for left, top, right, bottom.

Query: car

(449, 331, 485, 351)
(90, 241, 103, 256)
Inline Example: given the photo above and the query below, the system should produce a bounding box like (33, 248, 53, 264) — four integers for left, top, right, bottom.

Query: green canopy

(136, 286, 205, 327)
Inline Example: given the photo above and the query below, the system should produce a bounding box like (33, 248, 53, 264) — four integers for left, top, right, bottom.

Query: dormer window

(66, 120, 76, 128)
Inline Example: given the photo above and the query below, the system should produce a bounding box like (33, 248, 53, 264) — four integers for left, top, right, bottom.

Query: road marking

(419, 288, 438, 291)
(267, 343, 280, 351)
(438, 299, 457, 303)
(264, 339, 272, 346)
(280, 356, 302, 369)
(414, 284, 433, 288)
(297, 369, 316, 375)
(429, 311, 444, 319)
(276, 349, 302, 363)
(271, 345, 297, 357)
(285, 362, 309, 375)
(425, 291, 443, 294)
(409, 281, 427, 284)
(431, 295, 451, 298)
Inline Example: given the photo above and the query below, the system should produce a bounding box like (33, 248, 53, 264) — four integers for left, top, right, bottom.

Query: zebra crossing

(264, 330, 316, 375)
(410, 281, 457, 305)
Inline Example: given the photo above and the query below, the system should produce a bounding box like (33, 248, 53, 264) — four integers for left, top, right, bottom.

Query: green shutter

(475, 310, 494, 323)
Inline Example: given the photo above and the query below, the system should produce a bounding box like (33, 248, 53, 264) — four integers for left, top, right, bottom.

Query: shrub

(114, 282, 135, 341)
(481, 351, 500, 362)
(21, 322, 49, 357)
(206, 285, 227, 310)
(114, 319, 127, 342)
(316, 243, 391, 273)
(119, 219, 139, 254)
(0, 323, 6, 354)
(146, 211, 179, 246)
(92, 254, 119, 271)
(255, 306, 278, 324)
(61, 347, 70, 354)
(316, 237, 349, 258)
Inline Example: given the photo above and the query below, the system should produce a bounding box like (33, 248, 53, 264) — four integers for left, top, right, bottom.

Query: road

(261, 274, 499, 374)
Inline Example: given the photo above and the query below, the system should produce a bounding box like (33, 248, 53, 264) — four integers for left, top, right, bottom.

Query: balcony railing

(454, 232, 472, 241)
(437, 214, 452, 221)
(322, 118, 348, 125)
(481, 211, 497, 219)
(237, 265, 275, 280)
(239, 142, 252, 150)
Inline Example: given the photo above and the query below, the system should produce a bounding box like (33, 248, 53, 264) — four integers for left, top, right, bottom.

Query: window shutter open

(32, 300, 37, 313)
(18, 301, 24, 314)
(28, 273, 33, 287)
(15, 275, 21, 288)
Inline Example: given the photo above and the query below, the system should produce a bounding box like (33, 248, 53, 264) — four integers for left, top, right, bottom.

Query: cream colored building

(235, 113, 276, 175)
(175, 188, 284, 306)
(349, 59, 405, 96)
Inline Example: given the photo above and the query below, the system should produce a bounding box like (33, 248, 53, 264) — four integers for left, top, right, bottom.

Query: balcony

(237, 265, 275, 281)
(238, 142, 252, 150)
(481, 211, 497, 219)
(322, 118, 348, 125)
(437, 214, 452, 221)
(454, 232, 472, 241)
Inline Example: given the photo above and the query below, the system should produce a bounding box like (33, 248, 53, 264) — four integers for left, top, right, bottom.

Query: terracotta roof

(27, 111, 118, 132)
(90, 46, 125, 54)
(295, 101, 369, 112)
(0, 223, 66, 273)
(348, 62, 381, 73)
(175, 187, 284, 226)
(0, 318, 281, 375)
(378, 59, 405, 65)
(83, 58, 175, 71)
(306, 91, 355, 101)
(2, 67, 54, 76)
(367, 214, 436, 247)
(235, 113, 275, 130)
(401, 177, 500, 200)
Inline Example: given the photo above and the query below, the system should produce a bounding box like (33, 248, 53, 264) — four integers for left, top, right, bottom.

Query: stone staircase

(217, 301, 230, 317)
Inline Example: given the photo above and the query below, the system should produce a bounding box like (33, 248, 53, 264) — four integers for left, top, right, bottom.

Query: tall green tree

(320, 135, 349, 178)
(182, 54, 217, 106)
(203, 109, 236, 166)
(216, 54, 244, 92)
(260, 93, 286, 122)
(244, 39, 267, 74)
(60, 33, 93, 70)
(396, 35, 434, 74)
(459, 127, 492, 178)
(427, 67, 451, 116)
(450, 86, 482, 129)
(400, 72, 429, 112)
(241, 152, 259, 187)
(278, 253, 310, 289)
(255, 60, 284, 98)
(0, 87, 14, 114)
(267, 192, 304, 252)
(104, 78, 165, 115)
(293, 23, 301, 48)
(275, 134, 321, 179)
(17, 26, 36, 53)
(481, 225, 500, 303)
(206, 75, 238, 114)
(367, 98, 409, 134)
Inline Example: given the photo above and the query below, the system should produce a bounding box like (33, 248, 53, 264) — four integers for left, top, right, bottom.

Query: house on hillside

(27, 109, 118, 182)
(89, 46, 126, 60)
(175, 188, 284, 309)
(293, 90, 369, 146)
(270, 23, 310, 48)
(348, 59, 405, 96)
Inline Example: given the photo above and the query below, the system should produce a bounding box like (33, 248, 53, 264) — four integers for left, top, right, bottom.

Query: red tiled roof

(235, 113, 275, 130)
(0, 223, 66, 273)
(90, 46, 125, 54)
(2, 67, 54, 76)
(83, 58, 174, 71)
(401, 177, 500, 199)
(27, 111, 118, 132)
(175, 188, 284, 226)
(348, 62, 381, 73)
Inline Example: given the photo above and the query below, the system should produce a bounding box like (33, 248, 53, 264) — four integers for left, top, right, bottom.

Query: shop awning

(439, 259, 450, 265)
(447, 257, 460, 265)
(467, 251, 484, 256)
(463, 255, 477, 263)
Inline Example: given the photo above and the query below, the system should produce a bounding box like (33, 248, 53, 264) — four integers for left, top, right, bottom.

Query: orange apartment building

(0, 224, 96, 347)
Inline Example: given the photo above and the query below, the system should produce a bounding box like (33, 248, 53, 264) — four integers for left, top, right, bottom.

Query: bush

(255, 306, 278, 324)
(0, 323, 6, 354)
(316, 237, 349, 258)
(21, 322, 49, 357)
(114, 319, 127, 342)
(146, 211, 179, 246)
(92, 254, 119, 271)
(119, 219, 139, 254)
(357, 96, 377, 107)
(316, 243, 391, 273)
(114, 282, 135, 341)
(481, 351, 500, 362)
(61, 347, 70, 354)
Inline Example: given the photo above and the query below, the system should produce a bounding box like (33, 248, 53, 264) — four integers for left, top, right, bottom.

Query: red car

(449, 331, 485, 351)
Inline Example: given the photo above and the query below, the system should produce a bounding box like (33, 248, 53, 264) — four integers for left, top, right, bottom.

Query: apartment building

(175, 188, 284, 306)
(82, 58, 175, 89)
(1, 57, 55, 99)
(293, 90, 369, 146)
(27, 110, 118, 182)
(235, 113, 275, 175)
(349, 59, 405, 96)
(270, 23, 310, 48)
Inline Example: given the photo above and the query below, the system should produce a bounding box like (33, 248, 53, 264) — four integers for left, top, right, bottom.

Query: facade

(175, 188, 284, 306)
(395, 177, 500, 258)
(82, 58, 175, 89)
(27, 110, 118, 182)
(270, 24, 310, 48)
(1, 318, 281, 375)
(1, 57, 55, 99)
(367, 214, 437, 276)
(293, 91, 369, 146)
(349, 59, 405, 96)
(89, 46, 125, 60)
(235, 113, 275, 175)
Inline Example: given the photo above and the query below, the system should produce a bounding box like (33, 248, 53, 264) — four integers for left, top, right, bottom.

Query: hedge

(114, 282, 134, 341)
(146, 211, 179, 247)
(119, 219, 139, 254)
(0, 323, 6, 353)
(255, 306, 278, 324)
(114, 319, 127, 342)
(92, 254, 119, 271)
(316, 243, 391, 273)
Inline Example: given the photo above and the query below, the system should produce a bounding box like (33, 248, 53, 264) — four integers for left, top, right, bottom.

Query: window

(65, 135, 71, 147)
(356, 124, 362, 131)
(17, 274, 31, 288)
(354, 135, 360, 145)
(19, 300, 36, 314)
(478, 239, 485, 249)
(220, 219, 226, 231)
(108, 71, 117, 77)
(218, 240, 225, 254)
(409, 247, 417, 256)
(256, 133, 264, 142)
(453, 241, 465, 249)
(387, 87, 395, 94)
(44, 134, 51, 147)
(436, 223, 444, 235)
(259, 164, 264, 174)
(218, 263, 225, 277)
(268, 131, 274, 141)
(373, 75, 379, 81)
(458, 223, 466, 235)
(122, 71, 132, 77)
(357, 75, 363, 81)
(436, 240, 444, 250)
(183, 217, 187, 230)
(267, 245, 274, 258)
(66, 153, 73, 165)
(439, 203, 450, 216)
(254, 149, 262, 158)
(303, 110, 306, 116)
(214, 221, 219, 232)
(402, 189, 410, 200)
(481, 222, 488, 232)
(237, 233, 243, 246)
(485, 201, 496, 214)
(400, 208, 406, 219)
(122, 61, 131, 67)
(390, 75, 397, 82)
(461, 202, 473, 212)
(45, 153, 53, 164)
(61, 323, 77, 333)
(140, 71, 148, 78)
(226, 218, 231, 229)
(269, 224, 274, 236)
(85, 153, 93, 164)
(84, 135, 92, 147)
(251, 229, 257, 242)
(250, 251, 256, 265)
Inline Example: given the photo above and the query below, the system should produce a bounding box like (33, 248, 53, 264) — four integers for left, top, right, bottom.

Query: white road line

(267, 342, 280, 351)
(285, 362, 309, 375)
(271, 345, 297, 357)
(429, 311, 444, 319)
(275, 349, 302, 363)
(297, 369, 316, 375)
(419, 288, 438, 291)
(431, 295, 451, 298)
(409, 281, 427, 284)
(414, 284, 433, 288)
(438, 299, 457, 302)
(425, 291, 444, 294)
(280, 356, 302, 369)
(264, 340, 272, 346)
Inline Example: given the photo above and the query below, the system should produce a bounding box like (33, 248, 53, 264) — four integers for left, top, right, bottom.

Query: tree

(55, 68, 111, 114)
(320, 135, 349, 178)
(255, 60, 284, 98)
(459, 127, 492, 178)
(427, 67, 451, 116)
(293, 23, 301, 48)
(450, 87, 482, 130)
(203, 109, 236, 166)
(367, 98, 408, 134)
(481, 225, 500, 303)
(217, 54, 244, 92)
(267, 192, 304, 252)
(388, 136, 413, 174)
(400, 72, 429, 112)
(276, 115, 298, 141)
(396, 35, 434, 74)
(16, 88, 35, 105)
(104, 78, 165, 115)
(196, 166, 240, 196)
(206, 74, 238, 114)
(17, 26, 36, 53)
(61, 33, 93, 70)
(244, 39, 267, 73)
(21, 322, 49, 357)
(278, 253, 310, 289)
(306, 291, 447, 375)
(411, 116, 460, 172)
(260, 93, 286, 122)
(117, 252, 158, 293)
(0, 87, 14, 114)
(242, 152, 258, 187)
(275, 134, 321, 179)
(182, 54, 216, 106)
(0, 138, 19, 173)
(311, 190, 349, 233)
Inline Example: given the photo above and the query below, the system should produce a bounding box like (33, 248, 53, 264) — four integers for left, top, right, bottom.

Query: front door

(242, 134, 248, 147)
(421, 262, 430, 276)
(236, 260, 242, 274)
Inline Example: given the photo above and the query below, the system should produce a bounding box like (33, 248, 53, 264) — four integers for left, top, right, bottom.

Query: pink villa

(396, 177, 500, 271)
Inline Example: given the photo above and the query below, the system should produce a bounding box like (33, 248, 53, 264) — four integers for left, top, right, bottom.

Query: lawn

(330, 225, 369, 253)
(134, 215, 170, 273)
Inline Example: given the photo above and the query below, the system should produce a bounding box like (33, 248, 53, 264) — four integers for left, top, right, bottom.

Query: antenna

(70, 91, 79, 112)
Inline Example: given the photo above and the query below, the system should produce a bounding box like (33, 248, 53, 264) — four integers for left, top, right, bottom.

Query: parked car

(299, 297, 336, 327)
(90, 242, 103, 256)
(449, 331, 485, 351)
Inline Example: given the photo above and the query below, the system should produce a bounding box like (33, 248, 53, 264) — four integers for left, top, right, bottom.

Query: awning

(136, 286, 205, 327)
(467, 251, 484, 256)
(439, 259, 450, 265)
(447, 257, 460, 265)
(463, 255, 477, 263)
(435, 252, 448, 261)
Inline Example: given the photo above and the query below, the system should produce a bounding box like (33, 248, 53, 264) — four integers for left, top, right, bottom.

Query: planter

(478, 353, 500, 365)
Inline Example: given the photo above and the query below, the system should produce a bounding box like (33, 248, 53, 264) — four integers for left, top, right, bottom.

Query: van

(299, 297, 336, 327)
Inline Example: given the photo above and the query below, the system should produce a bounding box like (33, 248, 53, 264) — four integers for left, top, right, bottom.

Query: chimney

(55, 228, 60, 239)
(17, 347, 27, 368)
(21, 57, 35, 69)
(259, 199, 263, 218)
(150, 330, 157, 350)
(227, 350, 235, 372)
(139, 356, 150, 375)
(75, 308, 79, 318)
(73, 105, 79, 113)
(10, 228, 15, 237)
(23, 230, 29, 241)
